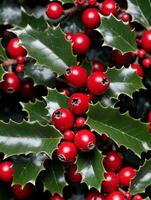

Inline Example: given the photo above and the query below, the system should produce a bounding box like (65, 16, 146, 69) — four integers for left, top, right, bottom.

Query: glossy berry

(103, 151, 123, 172)
(7, 38, 27, 59)
(19, 78, 34, 98)
(87, 72, 110, 95)
(106, 191, 124, 200)
(65, 32, 73, 41)
(124, 192, 131, 200)
(131, 63, 144, 78)
(57, 141, 77, 162)
(119, 167, 136, 187)
(75, 116, 86, 128)
(92, 60, 107, 72)
(68, 93, 89, 115)
(72, 33, 90, 54)
(12, 184, 32, 199)
(74, 129, 96, 151)
(46, 2, 63, 19)
(137, 49, 146, 58)
(100, 0, 117, 16)
(142, 58, 151, 68)
(112, 50, 132, 66)
(50, 193, 64, 200)
(66, 164, 82, 183)
(65, 66, 88, 88)
(88, 0, 97, 5)
(0, 161, 14, 182)
(81, 8, 101, 29)
(2, 72, 20, 94)
(86, 191, 106, 200)
(16, 64, 24, 73)
(52, 108, 74, 131)
(121, 13, 130, 22)
(102, 172, 119, 193)
(17, 56, 25, 64)
(133, 195, 143, 200)
(141, 30, 151, 51)
(75, 0, 85, 6)
(63, 130, 75, 141)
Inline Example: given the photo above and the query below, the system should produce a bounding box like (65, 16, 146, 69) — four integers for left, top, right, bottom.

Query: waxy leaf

(0, 40, 7, 62)
(77, 148, 104, 190)
(87, 103, 151, 155)
(97, 15, 137, 53)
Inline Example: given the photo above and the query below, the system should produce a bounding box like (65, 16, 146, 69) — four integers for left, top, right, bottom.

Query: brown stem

(63, 5, 81, 16)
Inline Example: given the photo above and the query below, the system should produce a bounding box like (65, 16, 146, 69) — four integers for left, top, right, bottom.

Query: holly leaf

(13, 153, 48, 186)
(15, 25, 76, 75)
(0, 40, 7, 62)
(106, 67, 144, 98)
(77, 148, 104, 190)
(97, 15, 137, 53)
(43, 158, 66, 194)
(130, 160, 151, 194)
(0, 121, 61, 156)
(127, 0, 151, 28)
(24, 101, 50, 125)
(87, 103, 151, 156)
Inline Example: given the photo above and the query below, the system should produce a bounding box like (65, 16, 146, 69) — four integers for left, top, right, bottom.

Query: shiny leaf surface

(87, 103, 151, 155)
(97, 15, 137, 53)
(77, 148, 104, 190)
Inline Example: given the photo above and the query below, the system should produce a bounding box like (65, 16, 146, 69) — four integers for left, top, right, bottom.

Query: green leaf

(24, 101, 50, 125)
(127, 0, 151, 28)
(0, 121, 61, 156)
(46, 89, 68, 117)
(13, 153, 48, 186)
(130, 160, 151, 194)
(87, 103, 151, 156)
(43, 159, 66, 194)
(106, 67, 144, 98)
(0, 41, 7, 62)
(15, 25, 76, 75)
(97, 15, 137, 53)
(77, 148, 104, 190)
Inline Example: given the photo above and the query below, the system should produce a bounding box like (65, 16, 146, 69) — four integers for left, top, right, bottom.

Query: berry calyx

(68, 93, 89, 115)
(63, 130, 75, 141)
(0, 161, 14, 182)
(64, 66, 88, 88)
(57, 141, 77, 162)
(81, 8, 101, 29)
(72, 33, 90, 54)
(52, 108, 74, 131)
(66, 164, 82, 183)
(141, 30, 151, 51)
(87, 72, 110, 95)
(74, 129, 96, 151)
(46, 2, 63, 19)
(100, 0, 117, 16)
(92, 60, 107, 72)
(75, 116, 86, 128)
(6, 38, 27, 59)
(12, 184, 32, 199)
(106, 191, 124, 200)
(118, 167, 136, 187)
(103, 151, 123, 172)
(102, 172, 119, 193)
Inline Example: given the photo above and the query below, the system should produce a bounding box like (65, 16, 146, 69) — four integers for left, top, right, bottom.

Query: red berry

(46, 2, 63, 19)
(103, 151, 123, 172)
(68, 93, 89, 115)
(16, 64, 24, 73)
(19, 78, 34, 98)
(148, 111, 151, 122)
(87, 72, 110, 95)
(102, 172, 119, 193)
(133, 195, 143, 200)
(74, 129, 96, 151)
(131, 63, 144, 78)
(50, 193, 64, 200)
(17, 56, 25, 64)
(121, 13, 130, 22)
(65, 66, 88, 88)
(141, 30, 151, 51)
(60, 88, 70, 97)
(66, 164, 82, 183)
(63, 130, 75, 141)
(106, 191, 124, 200)
(88, 0, 97, 5)
(12, 184, 32, 199)
(142, 58, 151, 68)
(65, 32, 73, 41)
(2, 72, 20, 93)
(124, 192, 131, 200)
(75, 0, 85, 6)
(7, 38, 27, 59)
(52, 108, 74, 131)
(112, 50, 132, 66)
(57, 141, 77, 162)
(81, 8, 101, 29)
(0, 161, 14, 182)
(100, 0, 117, 16)
(72, 33, 90, 54)
(86, 191, 106, 200)
(92, 60, 107, 72)
(75, 116, 86, 128)
(137, 49, 146, 58)
(119, 167, 136, 187)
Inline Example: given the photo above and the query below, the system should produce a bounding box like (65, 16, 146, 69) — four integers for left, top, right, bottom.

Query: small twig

(63, 5, 80, 16)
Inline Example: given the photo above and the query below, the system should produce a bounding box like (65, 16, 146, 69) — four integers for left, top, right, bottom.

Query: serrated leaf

(106, 67, 144, 98)
(97, 15, 137, 53)
(77, 148, 104, 190)
(46, 89, 68, 117)
(43, 159, 66, 194)
(0, 41, 7, 62)
(24, 101, 50, 125)
(130, 160, 151, 194)
(13, 153, 48, 186)
(127, 0, 151, 28)
(0, 121, 61, 156)
(15, 25, 76, 75)
(87, 103, 151, 156)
